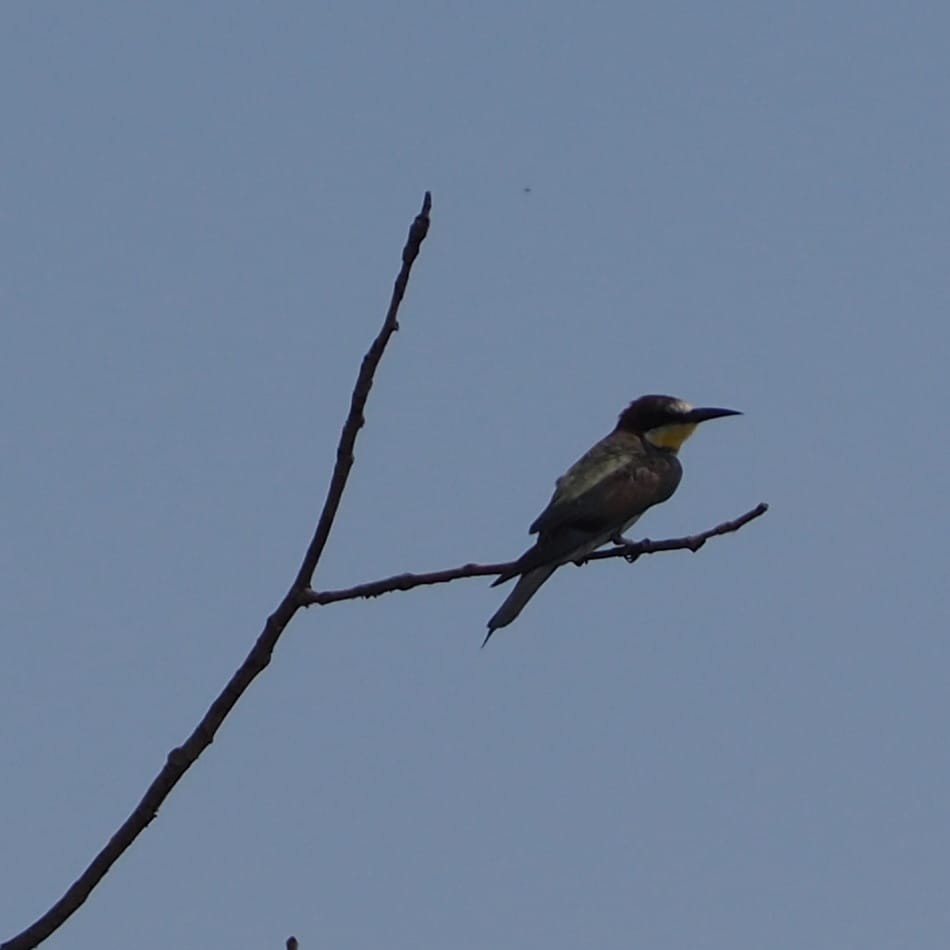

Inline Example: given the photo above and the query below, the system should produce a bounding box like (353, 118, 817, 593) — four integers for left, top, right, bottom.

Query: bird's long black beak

(684, 406, 742, 423)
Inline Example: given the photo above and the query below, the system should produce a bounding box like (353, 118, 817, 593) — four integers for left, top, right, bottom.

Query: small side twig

(301, 502, 768, 606)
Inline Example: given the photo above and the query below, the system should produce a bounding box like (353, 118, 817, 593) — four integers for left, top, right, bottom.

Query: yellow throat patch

(645, 422, 697, 451)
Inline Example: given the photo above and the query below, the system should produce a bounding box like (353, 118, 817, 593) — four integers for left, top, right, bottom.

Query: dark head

(616, 394, 741, 452)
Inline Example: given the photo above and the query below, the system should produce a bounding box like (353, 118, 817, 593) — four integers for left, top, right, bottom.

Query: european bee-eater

(485, 395, 740, 644)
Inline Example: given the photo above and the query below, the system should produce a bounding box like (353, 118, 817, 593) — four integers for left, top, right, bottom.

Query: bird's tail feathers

(491, 542, 549, 588)
(482, 564, 558, 647)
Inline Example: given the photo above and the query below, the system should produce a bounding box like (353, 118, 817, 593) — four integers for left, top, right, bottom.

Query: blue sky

(3, 3, 949, 948)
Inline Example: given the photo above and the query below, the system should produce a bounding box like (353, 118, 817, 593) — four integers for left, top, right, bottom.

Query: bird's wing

(530, 450, 681, 538)
(529, 436, 632, 534)
(488, 452, 681, 586)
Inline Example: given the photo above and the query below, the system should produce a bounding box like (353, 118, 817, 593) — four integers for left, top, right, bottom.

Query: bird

(484, 395, 741, 645)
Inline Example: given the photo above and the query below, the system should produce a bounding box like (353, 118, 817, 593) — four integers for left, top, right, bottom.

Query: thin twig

(294, 192, 432, 591)
(2, 192, 433, 950)
(301, 503, 768, 606)
(585, 502, 768, 562)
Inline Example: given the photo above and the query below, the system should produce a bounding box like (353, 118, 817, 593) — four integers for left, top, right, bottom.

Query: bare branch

(3, 193, 433, 950)
(301, 503, 769, 606)
(293, 191, 432, 592)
